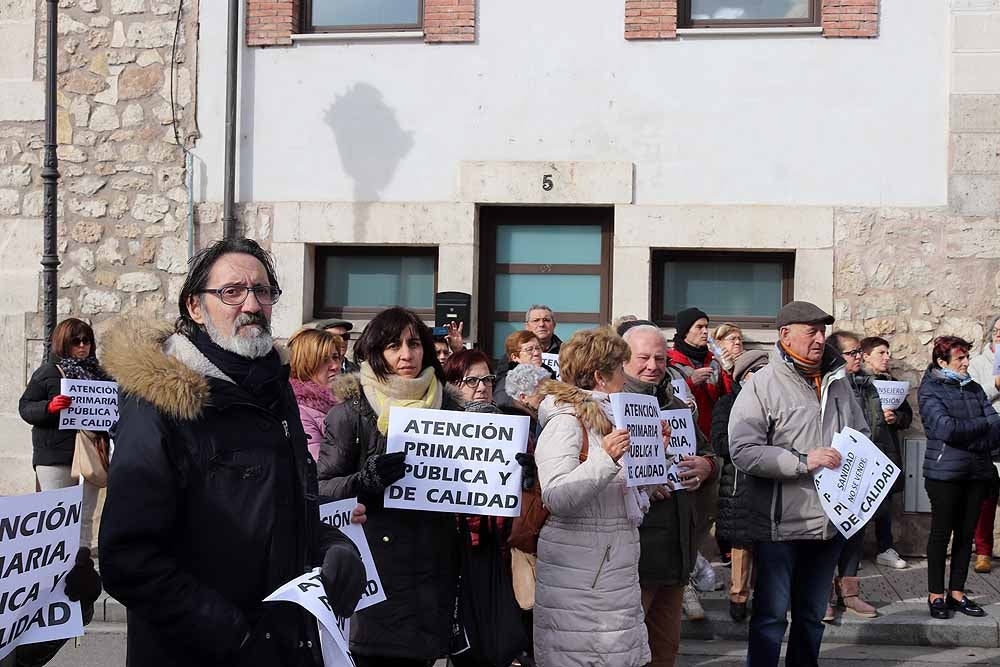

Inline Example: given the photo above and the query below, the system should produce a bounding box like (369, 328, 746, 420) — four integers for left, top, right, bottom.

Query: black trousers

(352, 657, 432, 667)
(925, 478, 990, 595)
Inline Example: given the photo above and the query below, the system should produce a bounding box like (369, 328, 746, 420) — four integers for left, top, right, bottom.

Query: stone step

(681, 599, 1000, 648)
(676, 639, 1000, 666)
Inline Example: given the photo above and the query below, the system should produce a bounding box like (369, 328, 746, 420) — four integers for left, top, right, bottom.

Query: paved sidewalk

(684, 556, 1000, 648)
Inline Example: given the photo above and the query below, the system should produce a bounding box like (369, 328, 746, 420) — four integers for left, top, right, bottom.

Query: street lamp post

(41, 0, 60, 344)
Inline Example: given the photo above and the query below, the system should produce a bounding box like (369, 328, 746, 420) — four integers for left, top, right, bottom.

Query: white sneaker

(876, 548, 907, 569)
(683, 584, 706, 621)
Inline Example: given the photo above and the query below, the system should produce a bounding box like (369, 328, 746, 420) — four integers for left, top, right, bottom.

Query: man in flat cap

(728, 301, 868, 667)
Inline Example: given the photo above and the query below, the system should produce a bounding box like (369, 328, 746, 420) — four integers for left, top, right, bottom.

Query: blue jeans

(748, 539, 843, 667)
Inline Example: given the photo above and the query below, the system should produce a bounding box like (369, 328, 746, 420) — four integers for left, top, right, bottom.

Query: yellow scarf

(359, 362, 443, 434)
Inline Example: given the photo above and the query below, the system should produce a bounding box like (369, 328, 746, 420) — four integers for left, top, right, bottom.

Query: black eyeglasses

(459, 375, 497, 389)
(71, 337, 92, 346)
(843, 348, 863, 358)
(199, 285, 282, 306)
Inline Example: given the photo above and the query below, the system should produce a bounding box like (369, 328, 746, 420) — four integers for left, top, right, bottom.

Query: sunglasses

(71, 337, 92, 346)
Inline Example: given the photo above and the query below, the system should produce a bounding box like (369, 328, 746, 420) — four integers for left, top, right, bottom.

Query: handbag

(510, 548, 537, 611)
(71, 429, 110, 488)
(508, 417, 590, 555)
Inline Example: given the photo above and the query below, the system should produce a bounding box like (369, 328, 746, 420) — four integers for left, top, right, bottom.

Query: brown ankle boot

(839, 576, 877, 618)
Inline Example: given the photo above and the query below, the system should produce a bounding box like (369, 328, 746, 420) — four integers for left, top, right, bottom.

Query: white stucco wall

(193, 0, 949, 207)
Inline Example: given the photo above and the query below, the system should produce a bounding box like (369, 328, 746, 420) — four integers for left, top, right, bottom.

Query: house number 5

(542, 174, 554, 191)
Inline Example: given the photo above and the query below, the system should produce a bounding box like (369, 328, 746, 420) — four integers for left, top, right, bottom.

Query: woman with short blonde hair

(286, 328, 342, 460)
(533, 327, 652, 666)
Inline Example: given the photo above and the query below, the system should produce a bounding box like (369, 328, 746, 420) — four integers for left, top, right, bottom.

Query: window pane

(323, 253, 434, 309)
(496, 225, 602, 265)
(662, 261, 783, 319)
(491, 321, 599, 359)
(690, 0, 809, 20)
(312, 0, 421, 28)
(495, 274, 601, 314)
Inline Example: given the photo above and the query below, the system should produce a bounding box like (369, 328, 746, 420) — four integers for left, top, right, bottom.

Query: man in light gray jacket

(729, 301, 869, 667)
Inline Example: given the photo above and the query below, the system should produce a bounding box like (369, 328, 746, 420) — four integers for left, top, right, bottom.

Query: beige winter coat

(533, 383, 650, 667)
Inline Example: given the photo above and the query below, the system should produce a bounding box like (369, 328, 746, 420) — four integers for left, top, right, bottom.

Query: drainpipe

(221, 0, 240, 239)
(41, 0, 60, 345)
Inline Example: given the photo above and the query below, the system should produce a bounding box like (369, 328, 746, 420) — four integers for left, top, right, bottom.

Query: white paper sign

(610, 393, 668, 487)
(265, 568, 354, 667)
(541, 353, 561, 380)
(814, 428, 901, 539)
(384, 408, 529, 517)
(57, 379, 118, 432)
(670, 379, 690, 403)
(660, 408, 698, 491)
(0, 486, 85, 661)
(872, 380, 909, 411)
(318, 499, 386, 611)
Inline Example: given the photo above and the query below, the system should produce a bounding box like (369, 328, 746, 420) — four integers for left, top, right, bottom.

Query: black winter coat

(713, 386, 752, 547)
(850, 371, 913, 494)
(18, 357, 76, 467)
(317, 374, 461, 661)
(98, 324, 356, 667)
(920, 366, 1000, 482)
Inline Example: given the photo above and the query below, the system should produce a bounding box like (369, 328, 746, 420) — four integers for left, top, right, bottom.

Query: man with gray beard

(99, 238, 366, 667)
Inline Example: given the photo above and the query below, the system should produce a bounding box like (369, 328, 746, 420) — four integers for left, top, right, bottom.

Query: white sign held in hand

(58, 379, 118, 432)
(319, 498, 386, 611)
(265, 569, 355, 667)
(541, 353, 561, 380)
(384, 408, 529, 517)
(610, 392, 668, 487)
(814, 427, 900, 539)
(660, 408, 697, 491)
(670, 379, 690, 403)
(871, 380, 909, 411)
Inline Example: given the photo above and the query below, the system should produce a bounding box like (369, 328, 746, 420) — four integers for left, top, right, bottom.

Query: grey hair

(505, 364, 551, 401)
(622, 324, 665, 344)
(986, 315, 1000, 346)
(525, 305, 554, 323)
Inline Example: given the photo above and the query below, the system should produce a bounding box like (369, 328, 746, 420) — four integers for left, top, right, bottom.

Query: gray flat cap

(776, 301, 834, 329)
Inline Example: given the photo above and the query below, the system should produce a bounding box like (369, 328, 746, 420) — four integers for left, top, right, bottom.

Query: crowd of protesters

(15, 237, 1000, 667)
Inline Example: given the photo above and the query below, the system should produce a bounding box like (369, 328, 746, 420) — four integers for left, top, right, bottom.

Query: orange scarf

(781, 343, 822, 399)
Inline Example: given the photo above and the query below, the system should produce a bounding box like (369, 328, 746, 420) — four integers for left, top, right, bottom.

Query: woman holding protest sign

(920, 335, 1000, 619)
(317, 306, 462, 666)
(287, 327, 342, 462)
(18, 317, 108, 555)
(532, 327, 651, 667)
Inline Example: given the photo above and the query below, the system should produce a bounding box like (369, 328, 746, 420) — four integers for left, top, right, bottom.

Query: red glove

(47, 395, 72, 414)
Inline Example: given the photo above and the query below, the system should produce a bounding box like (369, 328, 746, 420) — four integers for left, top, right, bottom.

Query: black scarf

(189, 327, 285, 409)
(672, 337, 710, 366)
(57, 354, 110, 381)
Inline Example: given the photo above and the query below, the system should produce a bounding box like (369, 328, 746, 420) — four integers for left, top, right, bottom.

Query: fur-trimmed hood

(537, 380, 614, 436)
(102, 319, 289, 421)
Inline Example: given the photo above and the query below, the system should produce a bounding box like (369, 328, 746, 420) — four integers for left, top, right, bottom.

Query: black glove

(320, 542, 366, 618)
(516, 452, 537, 492)
(358, 452, 407, 492)
(64, 547, 102, 604)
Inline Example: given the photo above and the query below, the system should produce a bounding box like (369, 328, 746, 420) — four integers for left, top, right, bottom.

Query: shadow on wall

(324, 83, 414, 236)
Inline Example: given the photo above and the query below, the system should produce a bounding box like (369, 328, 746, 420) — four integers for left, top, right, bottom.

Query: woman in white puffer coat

(533, 327, 653, 667)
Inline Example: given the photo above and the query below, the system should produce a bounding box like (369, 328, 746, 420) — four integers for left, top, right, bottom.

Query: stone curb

(681, 600, 1000, 648)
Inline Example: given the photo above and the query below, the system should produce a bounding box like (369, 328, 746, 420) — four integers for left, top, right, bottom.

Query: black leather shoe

(730, 601, 748, 622)
(947, 595, 986, 617)
(928, 597, 950, 619)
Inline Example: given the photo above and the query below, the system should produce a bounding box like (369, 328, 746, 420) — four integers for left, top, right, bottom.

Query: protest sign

(610, 393, 668, 487)
(265, 568, 354, 667)
(670, 379, 690, 403)
(57, 379, 118, 432)
(319, 499, 386, 611)
(871, 380, 909, 411)
(541, 353, 561, 380)
(384, 408, 529, 517)
(994, 350, 1000, 377)
(814, 427, 900, 539)
(660, 408, 697, 491)
(0, 486, 85, 662)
